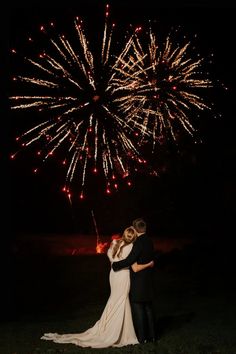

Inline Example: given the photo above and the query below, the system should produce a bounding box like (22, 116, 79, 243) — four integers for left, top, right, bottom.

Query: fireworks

(114, 25, 213, 149)
(10, 5, 155, 199)
(10, 8, 214, 199)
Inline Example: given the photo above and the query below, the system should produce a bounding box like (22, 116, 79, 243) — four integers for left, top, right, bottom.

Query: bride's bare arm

(131, 260, 154, 273)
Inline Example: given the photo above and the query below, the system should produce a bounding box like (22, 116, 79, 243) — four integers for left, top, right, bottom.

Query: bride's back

(107, 239, 133, 262)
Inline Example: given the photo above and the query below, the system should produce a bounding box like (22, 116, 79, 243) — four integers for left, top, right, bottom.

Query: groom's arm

(112, 243, 141, 271)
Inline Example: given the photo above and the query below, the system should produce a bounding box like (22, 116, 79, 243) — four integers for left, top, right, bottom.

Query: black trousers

(131, 301, 156, 343)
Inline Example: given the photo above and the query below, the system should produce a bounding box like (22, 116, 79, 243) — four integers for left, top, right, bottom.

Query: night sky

(3, 0, 236, 240)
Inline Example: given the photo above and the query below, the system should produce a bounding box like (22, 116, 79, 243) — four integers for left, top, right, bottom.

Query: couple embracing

(41, 218, 157, 348)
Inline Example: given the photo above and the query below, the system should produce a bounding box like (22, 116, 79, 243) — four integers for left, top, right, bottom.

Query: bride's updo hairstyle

(112, 226, 137, 259)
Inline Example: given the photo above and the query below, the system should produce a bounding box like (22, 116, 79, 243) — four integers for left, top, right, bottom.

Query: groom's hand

(112, 262, 118, 271)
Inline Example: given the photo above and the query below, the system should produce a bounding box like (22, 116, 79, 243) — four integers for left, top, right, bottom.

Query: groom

(112, 218, 156, 343)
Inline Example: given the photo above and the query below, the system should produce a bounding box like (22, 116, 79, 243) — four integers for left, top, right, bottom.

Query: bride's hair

(112, 226, 137, 258)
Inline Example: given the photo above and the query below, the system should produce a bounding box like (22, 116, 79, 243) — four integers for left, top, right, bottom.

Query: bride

(41, 226, 154, 348)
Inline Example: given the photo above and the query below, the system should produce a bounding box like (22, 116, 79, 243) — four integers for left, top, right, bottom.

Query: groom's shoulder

(135, 234, 147, 244)
(137, 233, 152, 244)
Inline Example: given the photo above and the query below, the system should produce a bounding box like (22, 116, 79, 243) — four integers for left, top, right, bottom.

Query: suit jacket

(112, 233, 154, 302)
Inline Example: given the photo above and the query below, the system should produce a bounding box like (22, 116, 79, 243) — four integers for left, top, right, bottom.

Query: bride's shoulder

(108, 238, 118, 248)
(111, 238, 120, 246)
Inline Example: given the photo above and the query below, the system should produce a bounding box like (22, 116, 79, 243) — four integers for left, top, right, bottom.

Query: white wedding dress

(41, 240, 139, 348)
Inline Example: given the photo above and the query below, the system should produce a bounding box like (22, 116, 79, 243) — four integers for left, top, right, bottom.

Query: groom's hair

(132, 218, 146, 233)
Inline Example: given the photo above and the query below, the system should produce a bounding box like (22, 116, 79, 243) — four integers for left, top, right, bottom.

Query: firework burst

(10, 5, 154, 200)
(114, 25, 214, 150)
(10, 8, 216, 199)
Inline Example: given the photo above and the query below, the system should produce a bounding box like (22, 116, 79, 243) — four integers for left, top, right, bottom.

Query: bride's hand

(131, 262, 139, 272)
(149, 260, 154, 268)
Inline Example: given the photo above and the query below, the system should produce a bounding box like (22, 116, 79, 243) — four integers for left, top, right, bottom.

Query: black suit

(112, 234, 156, 343)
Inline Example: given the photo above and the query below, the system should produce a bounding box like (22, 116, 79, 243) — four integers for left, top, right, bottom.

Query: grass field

(1, 239, 236, 354)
